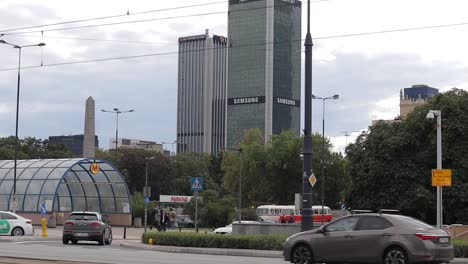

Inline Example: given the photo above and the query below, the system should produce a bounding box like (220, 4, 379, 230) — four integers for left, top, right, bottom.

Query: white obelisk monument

(83, 96, 96, 158)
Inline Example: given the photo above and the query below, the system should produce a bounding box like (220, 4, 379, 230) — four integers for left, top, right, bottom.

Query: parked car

(283, 213, 453, 264)
(213, 221, 259, 234)
(176, 215, 194, 228)
(62, 211, 112, 245)
(0, 211, 33, 236)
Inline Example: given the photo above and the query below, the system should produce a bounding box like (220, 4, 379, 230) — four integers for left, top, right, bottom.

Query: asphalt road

(0, 241, 285, 264)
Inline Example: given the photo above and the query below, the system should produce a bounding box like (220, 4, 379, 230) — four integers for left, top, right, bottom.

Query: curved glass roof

(0, 158, 131, 214)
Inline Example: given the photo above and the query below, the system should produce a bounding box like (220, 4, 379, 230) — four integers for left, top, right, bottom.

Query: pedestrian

(280, 214, 287, 223)
(160, 208, 166, 232)
(164, 212, 170, 229)
(288, 213, 295, 223)
(169, 208, 178, 228)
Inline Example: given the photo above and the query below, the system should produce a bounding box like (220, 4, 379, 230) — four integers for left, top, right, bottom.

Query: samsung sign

(228, 96, 265, 105)
(275, 97, 300, 107)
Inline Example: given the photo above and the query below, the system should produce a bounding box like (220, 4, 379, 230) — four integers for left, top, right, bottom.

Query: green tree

(345, 89, 468, 224)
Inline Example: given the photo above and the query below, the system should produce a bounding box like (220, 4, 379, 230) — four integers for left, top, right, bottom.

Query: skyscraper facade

(177, 31, 228, 155)
(227, 0, 302, 149)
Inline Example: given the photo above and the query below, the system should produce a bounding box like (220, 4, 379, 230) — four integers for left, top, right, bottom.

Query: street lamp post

(0, 39, 45, 213)
(427, 110, 443, 229)
(312, 94, 339, 224)
(101, 108, 134, 161)
(302, 0, 314, 232)
(144, 156, 156, 233)
(233, 148, 243, 223)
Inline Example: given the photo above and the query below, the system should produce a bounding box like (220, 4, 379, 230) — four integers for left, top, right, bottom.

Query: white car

(213, 221, 259, 234)
(0, 211, 34, 236)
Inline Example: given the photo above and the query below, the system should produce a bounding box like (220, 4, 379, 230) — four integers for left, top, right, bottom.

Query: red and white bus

(256, 205, 333, 223)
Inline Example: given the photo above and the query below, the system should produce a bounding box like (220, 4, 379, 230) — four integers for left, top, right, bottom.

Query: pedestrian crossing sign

(191, 177, 203, 191)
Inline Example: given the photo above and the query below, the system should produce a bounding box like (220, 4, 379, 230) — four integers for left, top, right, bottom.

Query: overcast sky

(0, 0, 467, 153)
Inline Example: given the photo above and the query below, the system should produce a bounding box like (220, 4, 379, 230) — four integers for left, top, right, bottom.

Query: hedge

(142, 232, 468, 257)
(454, 239, 468, 258)
(142, 232, 287, 250)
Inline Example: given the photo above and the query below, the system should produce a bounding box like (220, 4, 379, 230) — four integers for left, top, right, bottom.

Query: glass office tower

(227, 0, 302, 149)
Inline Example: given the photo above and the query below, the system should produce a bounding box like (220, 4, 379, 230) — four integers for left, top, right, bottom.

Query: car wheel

(11, 227, 24, 236)
(71, 240, 78, 245)
(62, 237, 69, 244)
(105, 232, 112, 245)
(383, 247, 407, 264)
(98, 234, 105, 246)
(291, 244, 314, 264)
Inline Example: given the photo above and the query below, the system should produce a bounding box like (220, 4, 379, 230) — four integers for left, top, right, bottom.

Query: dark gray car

(283, 213, 453, 264)
(176, 215, 194, 228)
(62, 211, 112, 245)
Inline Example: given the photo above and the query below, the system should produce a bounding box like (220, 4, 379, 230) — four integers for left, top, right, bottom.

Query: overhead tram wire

(0, 0, 228, 34)
(0, 0, 328, 35)
(1, 20, 468, 72)
(8, 34, 174, 45)
(2, 2, 317, 35)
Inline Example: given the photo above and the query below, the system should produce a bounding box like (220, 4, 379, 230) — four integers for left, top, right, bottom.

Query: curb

(120, 242, 283, 258)
(0, 236, 59, 243)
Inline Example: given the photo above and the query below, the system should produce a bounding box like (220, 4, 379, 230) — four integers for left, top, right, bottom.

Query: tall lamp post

(0, 39, 45, 213)
(144, 156, 156, 233)
(233, 148, 243, 223)
(301, 0, 315, 232)
(101, 108, 134, 161)
(426, 110, 443, 229)
(312, 94, 339, 224)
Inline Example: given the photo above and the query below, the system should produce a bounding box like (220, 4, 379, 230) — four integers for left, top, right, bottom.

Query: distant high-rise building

(109, 138, 164, 153)
(226, 0, 302, 149)
(176, 30, 228, 155)
(400, 84, 439, 119)
(49, 135, 99, 157)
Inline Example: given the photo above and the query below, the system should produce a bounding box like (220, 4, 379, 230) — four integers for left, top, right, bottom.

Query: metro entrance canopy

(0, 158, 131, 214)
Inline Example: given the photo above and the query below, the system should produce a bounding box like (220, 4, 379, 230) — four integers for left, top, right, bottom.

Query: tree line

(1, 89, 466, 226)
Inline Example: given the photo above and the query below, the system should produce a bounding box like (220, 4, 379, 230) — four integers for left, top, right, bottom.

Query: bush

(142, 232, 287, 250)
(454, 239, 468, 257)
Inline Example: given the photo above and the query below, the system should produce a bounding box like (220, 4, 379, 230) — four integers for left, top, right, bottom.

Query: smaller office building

(49, 135, 99, 157)
(0, 158, 131, 225)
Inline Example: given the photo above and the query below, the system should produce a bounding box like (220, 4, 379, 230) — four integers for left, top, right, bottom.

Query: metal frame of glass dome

(0, 158, 131, 214)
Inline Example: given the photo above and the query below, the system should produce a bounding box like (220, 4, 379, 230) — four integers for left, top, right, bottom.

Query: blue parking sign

(191, 177, 203, 191)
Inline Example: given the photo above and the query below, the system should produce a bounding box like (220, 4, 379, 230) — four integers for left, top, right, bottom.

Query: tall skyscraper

(177, 30, 228, 155)
(227, 0, 302, 149)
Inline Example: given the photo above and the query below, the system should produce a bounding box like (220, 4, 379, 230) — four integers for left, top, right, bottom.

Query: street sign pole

(436, 111, 442, 229)
(195, 190, 199, 233)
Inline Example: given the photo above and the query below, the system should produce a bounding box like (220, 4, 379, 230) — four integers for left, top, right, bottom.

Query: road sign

(308, 173, 317, 187)
(432, 169, 452, 186)
(144, 196, 150, 205)
(191, 177, 203, 191)
(41, 203, 46, 215)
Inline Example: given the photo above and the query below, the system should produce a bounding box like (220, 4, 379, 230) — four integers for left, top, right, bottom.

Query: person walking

(159, 208, 166, 232)
(169, 208, 178, 228)
(164, 212, 170, 230)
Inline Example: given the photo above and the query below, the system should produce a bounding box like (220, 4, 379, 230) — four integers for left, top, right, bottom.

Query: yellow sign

(432, 169, 452, 186)
(308, 173, 317, 187)
(90, 163, 100, 174)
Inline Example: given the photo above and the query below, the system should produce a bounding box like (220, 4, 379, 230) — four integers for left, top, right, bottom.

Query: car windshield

(69, 214, 99, 221)
(394, 215, 434, 229)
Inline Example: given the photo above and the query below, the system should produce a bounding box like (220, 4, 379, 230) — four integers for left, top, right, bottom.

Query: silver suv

(62, 211, 112, 246)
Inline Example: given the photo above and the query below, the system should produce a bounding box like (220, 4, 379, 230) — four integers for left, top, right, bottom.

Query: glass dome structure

(0, 158, 131, 214)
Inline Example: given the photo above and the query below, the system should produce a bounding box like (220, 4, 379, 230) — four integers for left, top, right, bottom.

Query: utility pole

(301, 0, 314, 232)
